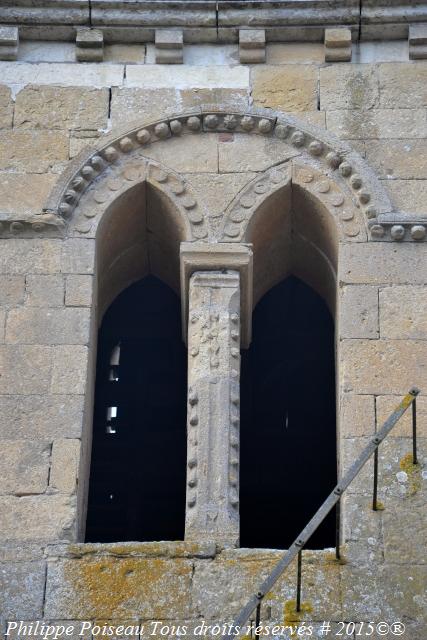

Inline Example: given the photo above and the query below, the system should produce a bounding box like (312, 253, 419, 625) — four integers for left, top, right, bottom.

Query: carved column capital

(180, 242, 253, 348)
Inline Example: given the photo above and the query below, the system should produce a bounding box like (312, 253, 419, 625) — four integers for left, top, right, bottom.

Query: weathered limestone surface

(60, 239, 95, 274)
(0, 172, 57, 215)
(386, 180, 427, 216)
(252, 65, 318, 112)
(50, 345, 89, 395)
(339, 285, 379, 339)
(0, 62, 124, 88)
(0, 495, 76, 542)
(379, 286, 427, 339)
(379, 62, 427, 108)
(365, 139, 427, 180)
(326, 109, 427, 139)
(0, 561, 46, 618)
(44, 557, 194, 619)
(0, 440, 50, 495)
(0, 130, 68, 172)
(340, 393, 375, 437)
(186, 271, 240, 546)
(0, 275, 25, 305)
(14, 86, 109, 131)
(339, 243, 427, 285)
(6, 307, 90, 345)
(0, 345, 52, 394)
(218, 134, 298, 172)
(376, 395, 427, 438)
(140, 134, 218, 173)
(0, 84, 13, 128)
(50, 439, 81, 494)
(340, 340, 427, 395)
(65, 275, 93, 307)
(0, 395, 85, 440)
(266, 43, 324, 64)
(25, 274, 64, 307)
(320, 64, 379, 110)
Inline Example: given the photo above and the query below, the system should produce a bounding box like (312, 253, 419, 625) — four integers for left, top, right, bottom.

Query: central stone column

(185, 271, 241, 546)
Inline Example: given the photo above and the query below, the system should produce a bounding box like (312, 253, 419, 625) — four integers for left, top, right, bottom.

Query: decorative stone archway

(10, 106, 424, 546)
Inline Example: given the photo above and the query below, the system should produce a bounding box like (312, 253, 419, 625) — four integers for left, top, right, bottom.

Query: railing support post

(335, 499, 341, 560)
(372, 448, 379, 511)
(296, 550, 302, 612)
(412, 396, 418, 465)
(254, 596, 262, 640)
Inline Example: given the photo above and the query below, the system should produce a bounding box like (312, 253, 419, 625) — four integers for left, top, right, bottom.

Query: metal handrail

(223, 387, 420, 640)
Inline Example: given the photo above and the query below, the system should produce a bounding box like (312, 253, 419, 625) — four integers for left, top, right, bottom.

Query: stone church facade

(0, 2, 426, 638)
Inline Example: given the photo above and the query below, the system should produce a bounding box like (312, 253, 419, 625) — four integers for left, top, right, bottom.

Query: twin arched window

(86, 275, 336, 549)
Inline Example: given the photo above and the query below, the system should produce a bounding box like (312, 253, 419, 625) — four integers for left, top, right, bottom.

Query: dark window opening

(240, 276, 337, 549)
(85, 275, 187, 543)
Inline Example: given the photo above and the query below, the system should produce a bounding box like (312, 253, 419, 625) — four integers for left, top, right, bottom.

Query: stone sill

(45, 540, 218, 559)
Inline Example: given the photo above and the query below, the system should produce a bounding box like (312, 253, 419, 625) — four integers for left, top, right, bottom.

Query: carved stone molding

(2, 107, 424, 243)
(185, 270, 241, 547)
(180, 242, 253, 348)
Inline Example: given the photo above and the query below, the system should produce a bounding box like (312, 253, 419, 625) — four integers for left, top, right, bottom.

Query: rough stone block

(324, 28, 352, 62)
(0, 495, 76, 542)
(341, 564, 427, 623)
(0, 26, 18, 61)
(0, 62, 123, 88)
(386, 179, 427, 216)
(383, 505, 427, 564)
(25, 274, 64, 307)
(50, 345, 89, 395)
(0, 440, 50, 495)
(0, 172, 57, 215)
(0, 239, 61, 275)
(339, 285, 379, 338)
(320, 64, 379, 110)
(126, 65, 249, 90)
(76, 28, 104, 63)
(379, 285, 427, 339)
(342, 494, 383, 565)
(14, 86, 109, 131)
(0, 130, 68, 173)
(0, 84, 13, 128)
(44, 557, 193, 619)
(154, 49, 184, 64)
(0, 345, 52, 394)
(365, 139, 427, 180)
(326, 108, 427, 139)
(376, 394, 427, 438)
(218, 134, 298, 172)
(340, 339, 427, 395)
(61, 239, 95, 274)
(0, 561, 46, 618)
(0, 276, 24, 305)
(379, 62, 427, 108)
(0, 395, 84, 440)
(0, 309, 4, 342)
(340, 393, 376, 437)
(252, 65, 318, 112)
(192, 551, 341, 621)
(140, 134, 218, 173)
(6, 307, 90, 345)
(50, 439, 80, 494)
(339, 242, 427, 285)
(65, 275, 93, 307)
(341, 437, 374, 496)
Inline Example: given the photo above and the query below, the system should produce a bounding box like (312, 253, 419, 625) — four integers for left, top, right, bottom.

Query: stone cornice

(2, 1, 427, 42)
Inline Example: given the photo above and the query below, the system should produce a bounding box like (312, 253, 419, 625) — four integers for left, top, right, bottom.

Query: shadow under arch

(239, 174, 339, 549)
(81, 173, 191, 542)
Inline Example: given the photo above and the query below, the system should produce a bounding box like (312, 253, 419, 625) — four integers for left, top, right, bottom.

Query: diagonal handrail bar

(223, 387, 420, 640)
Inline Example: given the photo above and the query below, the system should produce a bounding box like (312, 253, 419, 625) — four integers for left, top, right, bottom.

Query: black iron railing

(223, 387, 420, 640)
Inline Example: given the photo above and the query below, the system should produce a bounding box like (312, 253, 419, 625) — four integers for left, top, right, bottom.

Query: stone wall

(0, 40, 426, 639)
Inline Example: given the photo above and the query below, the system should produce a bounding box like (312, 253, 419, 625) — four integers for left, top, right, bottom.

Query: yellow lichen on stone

(60, 556, 193, 618)
(400, 453, 421, 495)
(283, 599, 313, 625)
